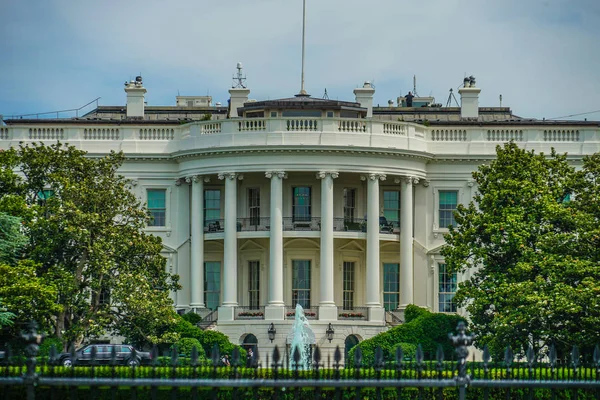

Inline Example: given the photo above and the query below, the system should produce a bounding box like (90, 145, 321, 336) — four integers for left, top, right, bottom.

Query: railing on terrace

(1, 322, 600, 400)
(234, 306, 265, 320)
(285, 306, 318, 320)
(204, 219, 224, 233)
(237, 217, 270, 232)
(338, 306, 368, 321)
(282, 217, 321, 232)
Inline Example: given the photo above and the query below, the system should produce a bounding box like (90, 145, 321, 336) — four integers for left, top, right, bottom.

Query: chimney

(354, 81, 375, 117)
(124, 76, 147, 118)
(458, 76, 480, 119)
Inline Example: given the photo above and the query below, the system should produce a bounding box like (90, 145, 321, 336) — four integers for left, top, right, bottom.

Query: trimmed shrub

(38, 336, 64, 356)
(181, 312, 202, 325)
(348, 305, 466, 364)
(404, 304, 429, 323)
(174, 338, 204, 358)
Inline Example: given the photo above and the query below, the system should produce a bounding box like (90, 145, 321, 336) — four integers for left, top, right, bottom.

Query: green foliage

(0, 298, 15, 329)
(442, 143, 600, 359)
(0, 142, 180, 349)
(0, 212, 27, 264)
(38, 336, 64, 357)
(174, 337, 205, 358)
(181, 312, 202, 325)
(201, 113, 212, 121)
(348, 306, 465, 364)
(404, 304, 429, 323)
(397, 342, 417, 360)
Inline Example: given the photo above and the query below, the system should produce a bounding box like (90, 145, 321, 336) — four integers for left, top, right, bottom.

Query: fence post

(449, 321, 474, 400)
(21, 321, 43, 400)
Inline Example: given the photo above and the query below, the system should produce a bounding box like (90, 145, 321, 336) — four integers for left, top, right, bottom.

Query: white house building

(1, 72, 598, 360)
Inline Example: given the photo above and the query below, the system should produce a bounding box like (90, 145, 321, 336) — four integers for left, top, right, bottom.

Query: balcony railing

(234, 306, 265, 320)
(338, 306, 368, 321)
(285, 306, 318, 320)
(204, 219, 224, 233)
(334, 217, 365, 232)
(237, 217, 270, 232)
(282, 217, 321, 231)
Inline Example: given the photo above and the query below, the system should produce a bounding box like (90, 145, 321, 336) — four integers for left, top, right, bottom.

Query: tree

(0, 143, 180, 349)
(442, 143, 600, 359)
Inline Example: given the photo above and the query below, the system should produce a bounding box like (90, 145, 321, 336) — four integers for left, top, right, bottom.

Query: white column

(363, 173, 386, 321)
(317, 171, 338, 320)
(218, 172, 242, 318)
(399, 176, 417, 309)
(265, 171, 286, 320)
(189, 175, 205, 309)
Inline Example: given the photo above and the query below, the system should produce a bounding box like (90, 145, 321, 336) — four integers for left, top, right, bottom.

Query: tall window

(147, 189, 166, 227)
(37, 189, 54, 206)
(248, 261, 260, 309)
(343, 188, 356, 222)
(383, 190, 400, 227)
(292, 187, 311, 222)
(343, 262, 355, 310)
(292, 260, 311, 309)
(204, 261, 221, 310)
(439, 190, 458, 228)
(383, 263, 399, 311)
(248, 188, 260, 226)
(438, 263, 457, 313)
(204, 189, 221, 225)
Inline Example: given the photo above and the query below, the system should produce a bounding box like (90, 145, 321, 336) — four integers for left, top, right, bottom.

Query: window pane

(204, 261, 221, 310)
(383, 190, 400, 227)
(147, 189, 166, 227)
(248, 261, 260, 309)
(438, 263, 457, 312)
(383, 263, 399, 311)
(204, 190, 221, 225)
(293, 187, 311, 222)
(439, 190, 458, 228)
(292, 260, 311, 309)
(343, 262, 355, 310)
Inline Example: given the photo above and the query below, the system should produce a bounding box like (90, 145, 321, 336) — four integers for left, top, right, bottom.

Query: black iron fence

(1, 322, 600, 399)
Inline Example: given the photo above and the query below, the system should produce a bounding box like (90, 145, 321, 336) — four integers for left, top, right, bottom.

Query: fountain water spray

(287, 304, 315, 369)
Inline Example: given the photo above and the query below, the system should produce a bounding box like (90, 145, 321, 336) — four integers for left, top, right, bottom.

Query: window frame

(292, 186, 312, 222)
(432, 185, 464, 237)
(382, 262, 400, 311)
(343, 188, 357, 222)
(382, 189, 400, 228)
(248, 260, 260, 310)
(204, 261, 222, 311)
(291, 259, 311, 309)
(342, 261, 355, 310)
(437, 262, 457, 313)
(144, 185, 172, 233)
(248, 187, 260, 226)
(204, 188, 222, 227)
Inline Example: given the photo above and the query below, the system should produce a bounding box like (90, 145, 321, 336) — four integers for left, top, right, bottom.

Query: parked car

(58, 344, 151, 367)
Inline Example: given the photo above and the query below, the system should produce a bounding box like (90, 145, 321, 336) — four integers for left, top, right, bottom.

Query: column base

(318, 305, 338, 321)
(189, 303, 205, 311)
(265, 305, 285, 320)
(217, 306, 235, 321)
(368, 306, 385, 322)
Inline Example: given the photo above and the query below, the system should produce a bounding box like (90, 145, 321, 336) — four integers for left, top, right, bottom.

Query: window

(204, 261, 221, 310)
(383, 263, 399, 311)
(292, 187, 311, 222)
(147, 189, 166, 227)
(439, 190, 458, 228)
(248, 261, 260, 310)
(343, 188, 356, 222)
(326, 111, 334, 118)
(343, 262, 355, 310)
(248, 188, 260, 226)
(270, 111, 277, 118)
(282, 110, 321, 117)
(204, 189, 221, 225)
(292, 260, 311, 309)
(383, 190, 400, 227)
(438, 263, 457, 312)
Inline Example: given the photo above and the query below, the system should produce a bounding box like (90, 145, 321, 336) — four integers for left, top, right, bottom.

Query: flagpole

(299, 0, 308, 96)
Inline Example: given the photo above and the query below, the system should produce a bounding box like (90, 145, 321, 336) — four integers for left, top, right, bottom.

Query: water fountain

(287, 304, 315, 369)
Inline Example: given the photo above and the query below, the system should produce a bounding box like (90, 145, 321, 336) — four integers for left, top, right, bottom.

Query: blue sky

(1, 0, 599, 120)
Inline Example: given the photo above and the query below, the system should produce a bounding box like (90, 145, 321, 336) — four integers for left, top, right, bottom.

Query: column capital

(316, 171, 339, 179)
(185, 175, 210, 184)
(422, 179, 430, 187)
(467, 180, 475, 187)
(218, 172, 244, 181)
(361, 173, 386, 182)
(394, 176, 419, 185)
(265, 171, 287, 179)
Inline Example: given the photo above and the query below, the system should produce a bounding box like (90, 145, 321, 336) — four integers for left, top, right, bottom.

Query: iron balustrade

(204, 219, 224, 233)
(1, 322, 600, 400)
(282, 217, 321, 231)
(236, 217, 270, 232)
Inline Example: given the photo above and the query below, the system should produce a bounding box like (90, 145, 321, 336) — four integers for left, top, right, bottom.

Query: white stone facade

(2, 80, 599, 363)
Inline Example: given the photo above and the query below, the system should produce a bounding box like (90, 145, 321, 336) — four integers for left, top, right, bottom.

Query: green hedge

(348, 305, 466, 364)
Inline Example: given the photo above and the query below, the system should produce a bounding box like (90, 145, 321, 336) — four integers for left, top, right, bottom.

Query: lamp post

(326, 323, 335, 343)
(268, 323, 276, 343)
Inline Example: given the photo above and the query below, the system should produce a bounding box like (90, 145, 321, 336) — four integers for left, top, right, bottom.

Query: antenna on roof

(499, 94, 503, 107)
(296, 0, 310, 97)
(232, 62, 246, 88)
(446, 88, 459, 107)
(323, 88, 329, 99)
(413, 75, 419, 97)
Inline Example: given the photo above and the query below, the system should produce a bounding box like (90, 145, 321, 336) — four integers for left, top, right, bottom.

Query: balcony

(282, 217, 321, 231)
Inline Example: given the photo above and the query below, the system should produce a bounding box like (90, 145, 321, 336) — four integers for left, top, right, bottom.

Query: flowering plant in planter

(237, 311, 264, 317)
(339, 312, 365, 318)
(286, 311, 316, 317)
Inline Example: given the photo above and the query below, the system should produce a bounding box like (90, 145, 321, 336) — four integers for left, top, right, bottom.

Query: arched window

(242, 334, 258, 351)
